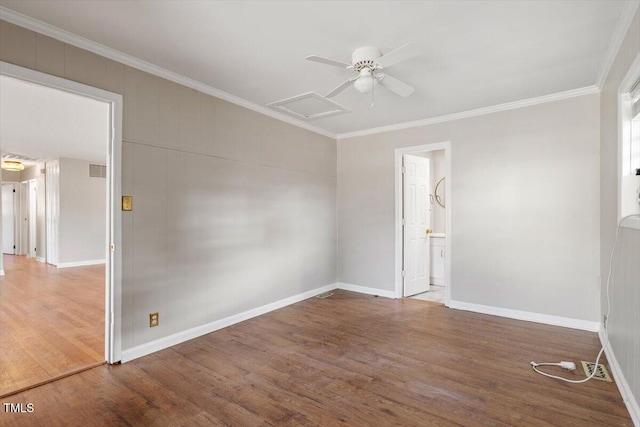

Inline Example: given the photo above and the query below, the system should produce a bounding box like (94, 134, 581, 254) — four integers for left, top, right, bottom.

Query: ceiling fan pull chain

(371, 69, 375, 108)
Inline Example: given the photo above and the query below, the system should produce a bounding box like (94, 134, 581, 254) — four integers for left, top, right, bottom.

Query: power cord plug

(530, 361, 575, 370)
(559, 361, 576, 370)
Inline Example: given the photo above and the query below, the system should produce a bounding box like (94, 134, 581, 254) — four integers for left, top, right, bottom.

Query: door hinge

(13, 189, 16, 193)
(401, 166, 406, 174)
(402, 218, 406, 226)
(401, 270, 405, 277)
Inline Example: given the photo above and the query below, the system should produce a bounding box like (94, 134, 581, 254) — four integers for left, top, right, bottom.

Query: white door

(403, 154, 431, 296)
(2, 183, 16, 254)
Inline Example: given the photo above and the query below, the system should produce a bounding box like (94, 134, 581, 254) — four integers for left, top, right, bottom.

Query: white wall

(599, 7, 640, 417)
(58, 157, 106, 264)
(338, 93, 601, 322)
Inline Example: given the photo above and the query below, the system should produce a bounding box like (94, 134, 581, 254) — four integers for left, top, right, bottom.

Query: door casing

(1, 61, 123, 364)
(394, 142, 452, 304)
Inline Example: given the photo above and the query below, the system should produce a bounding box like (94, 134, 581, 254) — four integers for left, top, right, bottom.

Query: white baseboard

(121, 283, 338, 363)
(36, 256, 45, 263)
(448, 300, 600, 332)
(430, 277, 444, 286)
(337, 282, 396, 299)
(599, 330, 640, 426)
(0, 269, 4, 276)
(56, 259, 105, 269)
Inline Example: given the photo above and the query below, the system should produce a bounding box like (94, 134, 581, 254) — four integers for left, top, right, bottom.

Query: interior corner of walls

(337, 282, 396, 299)
(448, 300, 601, 332)
(599, 330, 640, 425)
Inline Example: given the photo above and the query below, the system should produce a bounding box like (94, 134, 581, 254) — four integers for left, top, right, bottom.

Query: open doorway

(0, 62, 122, 397)
(394, 142, 452, 305)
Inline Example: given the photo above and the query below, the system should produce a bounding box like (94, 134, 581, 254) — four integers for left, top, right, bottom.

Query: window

(619, 54, 640, 228)
(630, 83, 640, 173)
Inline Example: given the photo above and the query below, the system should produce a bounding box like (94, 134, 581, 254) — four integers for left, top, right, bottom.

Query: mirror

(434, 177, 445, 208)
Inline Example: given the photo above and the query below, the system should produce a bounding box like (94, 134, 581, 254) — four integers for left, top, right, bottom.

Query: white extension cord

(530, 213, 640, 383)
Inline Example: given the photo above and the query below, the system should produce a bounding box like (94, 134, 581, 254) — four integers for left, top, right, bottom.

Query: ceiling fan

(306, 43, 421, 103)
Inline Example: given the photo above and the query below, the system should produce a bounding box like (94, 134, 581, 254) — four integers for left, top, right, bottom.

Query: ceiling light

(354, 69, 375, 94)
(1, 160, 25, 172)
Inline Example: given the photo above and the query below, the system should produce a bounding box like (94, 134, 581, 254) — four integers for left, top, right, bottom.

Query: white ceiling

(0, 1, 630, 136)
(0, 75, 109, 163)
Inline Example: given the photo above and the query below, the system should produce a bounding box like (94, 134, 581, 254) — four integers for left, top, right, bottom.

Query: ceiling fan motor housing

(352, 46, 382, 70)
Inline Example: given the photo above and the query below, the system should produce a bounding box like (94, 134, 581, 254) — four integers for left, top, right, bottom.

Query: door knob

(425, 228, 432, 234)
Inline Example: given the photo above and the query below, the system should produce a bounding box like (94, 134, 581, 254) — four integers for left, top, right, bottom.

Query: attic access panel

(267, 92, 349, 120)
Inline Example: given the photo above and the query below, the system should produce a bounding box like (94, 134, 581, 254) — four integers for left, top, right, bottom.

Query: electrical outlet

(603, 315, 607, 330)
(149, 312, 159, 327)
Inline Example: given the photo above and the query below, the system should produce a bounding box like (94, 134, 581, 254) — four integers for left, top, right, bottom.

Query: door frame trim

(394, 141, 452, 305)
(1, 61, 123, 363)
(1, 182, 17, 255)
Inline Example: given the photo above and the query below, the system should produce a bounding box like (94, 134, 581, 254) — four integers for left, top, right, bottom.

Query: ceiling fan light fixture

(1, 160, 25, 172)
(354, 69, 375, 94)
(306, 43, 420, 100)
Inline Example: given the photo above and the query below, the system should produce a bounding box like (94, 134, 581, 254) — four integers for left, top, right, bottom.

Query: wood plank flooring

(0, 255, 104, 397)
(0, 289, 633, 426)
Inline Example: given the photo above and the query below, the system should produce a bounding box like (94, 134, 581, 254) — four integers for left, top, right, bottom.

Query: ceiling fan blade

(325, 77, 358, 98)
(306, 55, 352, 69)
(375, 42, 421, 68)
(377, 74, 415, 97)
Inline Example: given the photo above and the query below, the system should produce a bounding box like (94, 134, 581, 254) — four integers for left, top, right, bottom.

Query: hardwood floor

(0, 255, 104, 397)
(0, 289, 632, 426)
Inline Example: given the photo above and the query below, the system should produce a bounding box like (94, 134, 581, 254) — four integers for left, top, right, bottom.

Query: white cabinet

(430, 235, 445, 286)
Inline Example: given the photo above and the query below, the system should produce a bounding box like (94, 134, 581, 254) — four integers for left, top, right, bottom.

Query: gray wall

(0, 170, 21, 182)
(58, 158, 106, 264)
(338, 93, 601, 322)
(599, 7, 640, 414)
(0, 21, 337, 351)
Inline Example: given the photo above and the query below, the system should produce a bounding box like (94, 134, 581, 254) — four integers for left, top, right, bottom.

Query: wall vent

(89, 164, 107, 178)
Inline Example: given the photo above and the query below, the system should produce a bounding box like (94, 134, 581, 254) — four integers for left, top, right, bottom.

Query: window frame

(618, 52, 640, 229)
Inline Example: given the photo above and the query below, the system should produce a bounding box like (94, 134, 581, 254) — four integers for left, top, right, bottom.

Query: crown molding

(595, 0, 640, 89)
(0, 5, 620, 143)
(337, 86, 600, 140)
(0, 7, 336, 140)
